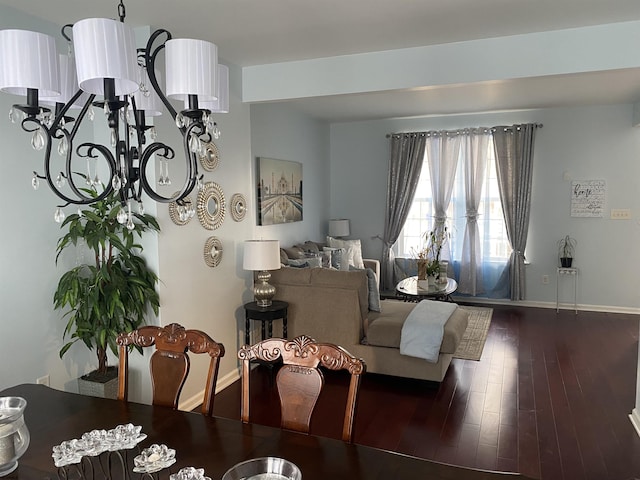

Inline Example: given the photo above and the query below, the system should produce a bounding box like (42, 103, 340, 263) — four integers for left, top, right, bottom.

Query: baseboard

(448, 296, 640, 315)
(629, 409, 640, 438)
(178, 367, 241, 412)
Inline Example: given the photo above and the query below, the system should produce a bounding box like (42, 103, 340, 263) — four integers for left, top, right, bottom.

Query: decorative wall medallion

(197, 181, 225, 230)
(203, 236, 223, 267)
(230, 193, 247, 222)
(168, 193, 194, 226)
(199, 142, 219, 171)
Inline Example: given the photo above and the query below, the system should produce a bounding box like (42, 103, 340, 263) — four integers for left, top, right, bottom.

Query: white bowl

(222, 457, 301, 480)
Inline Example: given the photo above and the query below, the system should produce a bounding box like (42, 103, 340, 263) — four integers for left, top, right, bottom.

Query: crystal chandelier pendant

(212, 124, 220, 140)
(149, 127, 157, 141)
(116, 207, 128, 224)
(57, 137, 69, 157)
(112, 175, 122, 191)
(88, 106, 95, 121)
(189, 133, 199, 153)
(178, 206, 187, 222)
(138, 201, 144, 215)
(126, 202, 135, 230)
(187, 204, 195, 218)
(197, 176, 204, 192)
(110, 129, 117, 147)
(31, 173, 39, 190)
(175, 112, 185, 129)
(54, 208, 66, 223)
(55, 173, 65, 189)
(31, 128, 45, 151)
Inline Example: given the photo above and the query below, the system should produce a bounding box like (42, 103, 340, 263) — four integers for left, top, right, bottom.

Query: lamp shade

(0, 29, 60, 97)
(243, 240, 281, 271)
(40, 54, 89, 108)
(183, 64, 228, 113)
(165, 38, 218, 101)
(329, 219, 350, 237)
(72, 17, 138, 96)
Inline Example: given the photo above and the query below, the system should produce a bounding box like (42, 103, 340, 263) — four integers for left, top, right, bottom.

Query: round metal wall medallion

(197, 181, 225, 230)
(230, 193, 247, 222)
(204, 236, 223, 267)
(199, 142, 219, 171)
(168, 192, 194, 226)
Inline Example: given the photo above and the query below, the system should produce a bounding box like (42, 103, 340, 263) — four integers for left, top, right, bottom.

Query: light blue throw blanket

(400, 300, 457, 362)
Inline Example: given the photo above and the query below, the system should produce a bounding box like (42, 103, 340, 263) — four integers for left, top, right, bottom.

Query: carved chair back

(117, 323, 225, 415)
(238, 335, 366, 443)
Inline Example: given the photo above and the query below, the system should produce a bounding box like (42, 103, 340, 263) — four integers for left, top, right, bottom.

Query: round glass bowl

(222, 457, 301, 480)
(0, 397, 30, 477)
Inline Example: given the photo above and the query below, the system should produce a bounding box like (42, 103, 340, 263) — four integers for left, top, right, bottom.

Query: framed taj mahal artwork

(256, 157, 303, 225)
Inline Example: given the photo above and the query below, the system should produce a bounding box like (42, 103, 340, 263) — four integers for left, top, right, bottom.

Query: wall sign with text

(570, 180, 605, 217)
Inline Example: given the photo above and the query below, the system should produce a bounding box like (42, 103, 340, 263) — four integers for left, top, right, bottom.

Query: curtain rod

(385, 123, 543, 138)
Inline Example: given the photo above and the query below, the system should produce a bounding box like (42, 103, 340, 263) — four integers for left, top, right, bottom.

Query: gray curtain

(493, 123, 539, 300)
(458, 129, 491, 295)
(381, 133, 426, 291)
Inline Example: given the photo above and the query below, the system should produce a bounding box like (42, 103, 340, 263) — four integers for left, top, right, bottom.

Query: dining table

(1, 384, 532, 480)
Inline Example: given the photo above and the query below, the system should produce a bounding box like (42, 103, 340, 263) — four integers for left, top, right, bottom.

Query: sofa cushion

(349, 266, 381, 312)
(271, 267, 312, 285)
(283, 245, 305, 260)
(367, 302, 469, 354)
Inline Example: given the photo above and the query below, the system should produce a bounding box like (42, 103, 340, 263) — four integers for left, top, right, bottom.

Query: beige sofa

(269, 264, 469, 382)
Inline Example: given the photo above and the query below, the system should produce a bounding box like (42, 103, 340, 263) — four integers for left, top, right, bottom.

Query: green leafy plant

(558, 235, 576, 258)
(53, 191, 160, 376)
(414, 226, 449, 279)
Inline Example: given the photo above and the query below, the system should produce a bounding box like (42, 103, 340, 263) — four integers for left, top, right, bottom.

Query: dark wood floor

(213, 303, 640, 480)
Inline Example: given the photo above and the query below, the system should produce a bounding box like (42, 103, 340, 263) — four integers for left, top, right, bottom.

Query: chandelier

(0, 1, 229, 225)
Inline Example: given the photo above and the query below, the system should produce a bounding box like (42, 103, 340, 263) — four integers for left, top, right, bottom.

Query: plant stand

(556, 267, 578, 314)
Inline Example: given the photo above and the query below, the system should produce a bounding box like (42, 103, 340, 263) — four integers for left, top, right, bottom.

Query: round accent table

(244, 300, 289, 345)
(396, 276, 458, 302)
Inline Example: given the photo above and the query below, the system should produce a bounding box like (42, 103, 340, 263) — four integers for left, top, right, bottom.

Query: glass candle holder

(0, 397, 30, 477)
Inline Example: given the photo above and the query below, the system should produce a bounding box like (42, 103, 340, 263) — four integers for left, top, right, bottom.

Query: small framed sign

(570, 180, 605, 217)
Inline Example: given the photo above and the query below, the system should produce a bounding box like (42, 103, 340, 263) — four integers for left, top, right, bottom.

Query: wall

(330, 104, 640, 312)
(249, 103, 331, 246)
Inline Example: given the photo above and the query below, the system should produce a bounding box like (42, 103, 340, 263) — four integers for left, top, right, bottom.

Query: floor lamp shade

(329, 219, 350, 238)
(243, 240, 281, 307)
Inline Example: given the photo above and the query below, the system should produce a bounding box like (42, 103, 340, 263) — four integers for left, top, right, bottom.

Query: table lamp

(243, 240, 281, 307)
(328, 219, 350, 238)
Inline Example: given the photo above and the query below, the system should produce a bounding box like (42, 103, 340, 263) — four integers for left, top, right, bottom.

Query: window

(394, 139, 511, 264)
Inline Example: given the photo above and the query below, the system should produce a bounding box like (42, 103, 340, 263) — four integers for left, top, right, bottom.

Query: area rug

(453, 306, 493, 361)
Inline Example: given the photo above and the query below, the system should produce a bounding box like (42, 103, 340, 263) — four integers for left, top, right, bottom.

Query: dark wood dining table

(1, 384, 532, 480)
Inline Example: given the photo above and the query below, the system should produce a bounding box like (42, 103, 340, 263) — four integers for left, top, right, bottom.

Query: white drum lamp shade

(0, 29, 60, 97)
(184, 64, 228, 113)
(133, 67, 163, 116)
(243, 240, 281, 271)
(329, 219, 350, 238)
(165, 38, 218, 101)
(243, 240, 281, 307)
(209, 64, 229, 113)
(40, 54, 87, 108)
(72, 18, 138, 96)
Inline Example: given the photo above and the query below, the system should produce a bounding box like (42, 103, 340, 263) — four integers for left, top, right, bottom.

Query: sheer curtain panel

(458, 129, 492, 295)
(381, 133, 426, 291)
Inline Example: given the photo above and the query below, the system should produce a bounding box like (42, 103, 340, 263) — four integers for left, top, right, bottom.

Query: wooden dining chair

(116, 323, 225, 415)
(238, 334, 366, 443)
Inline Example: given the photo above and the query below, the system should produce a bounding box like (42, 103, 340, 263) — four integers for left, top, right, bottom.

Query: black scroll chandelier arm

(145, 29, 179, 123)
(138, 143, 178, 203)
(68, 143, 117, 204)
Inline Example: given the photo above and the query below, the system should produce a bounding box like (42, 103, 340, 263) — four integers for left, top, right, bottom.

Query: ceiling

(2, 0, 640, 122)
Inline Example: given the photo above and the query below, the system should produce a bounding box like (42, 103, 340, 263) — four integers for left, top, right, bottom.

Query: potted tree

(53, 191, 160, 398)
(557, 235, 576, 268)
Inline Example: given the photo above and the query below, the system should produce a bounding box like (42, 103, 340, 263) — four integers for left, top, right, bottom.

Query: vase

(437, 260, 449, 284)
(0, 397, 30, 477)
(428, 275, 436, 286)
(417, 260, 428, 280)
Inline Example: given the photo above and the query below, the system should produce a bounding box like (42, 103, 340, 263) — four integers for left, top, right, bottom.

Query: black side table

(244, 300, 289, 345)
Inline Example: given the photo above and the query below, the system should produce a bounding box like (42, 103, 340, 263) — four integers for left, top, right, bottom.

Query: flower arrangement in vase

(414, 226, 448, 286)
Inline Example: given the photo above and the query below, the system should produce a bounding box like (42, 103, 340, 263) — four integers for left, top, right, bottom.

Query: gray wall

(329, 104, 640, 311)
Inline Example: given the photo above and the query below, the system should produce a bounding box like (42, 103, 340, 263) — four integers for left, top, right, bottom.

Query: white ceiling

(2, 0, 640, 122)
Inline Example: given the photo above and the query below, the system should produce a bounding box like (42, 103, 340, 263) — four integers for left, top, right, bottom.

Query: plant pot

(77, 366, 118, 399)
(560, 257, 573, 268)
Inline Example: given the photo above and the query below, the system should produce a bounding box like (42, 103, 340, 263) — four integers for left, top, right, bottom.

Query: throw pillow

(287, 258, 309, 268)
(320, 249, 332, 268)
(327, 236, 364, 269)
(323, 246, 348, 270)
(349, 266, 381, 312)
